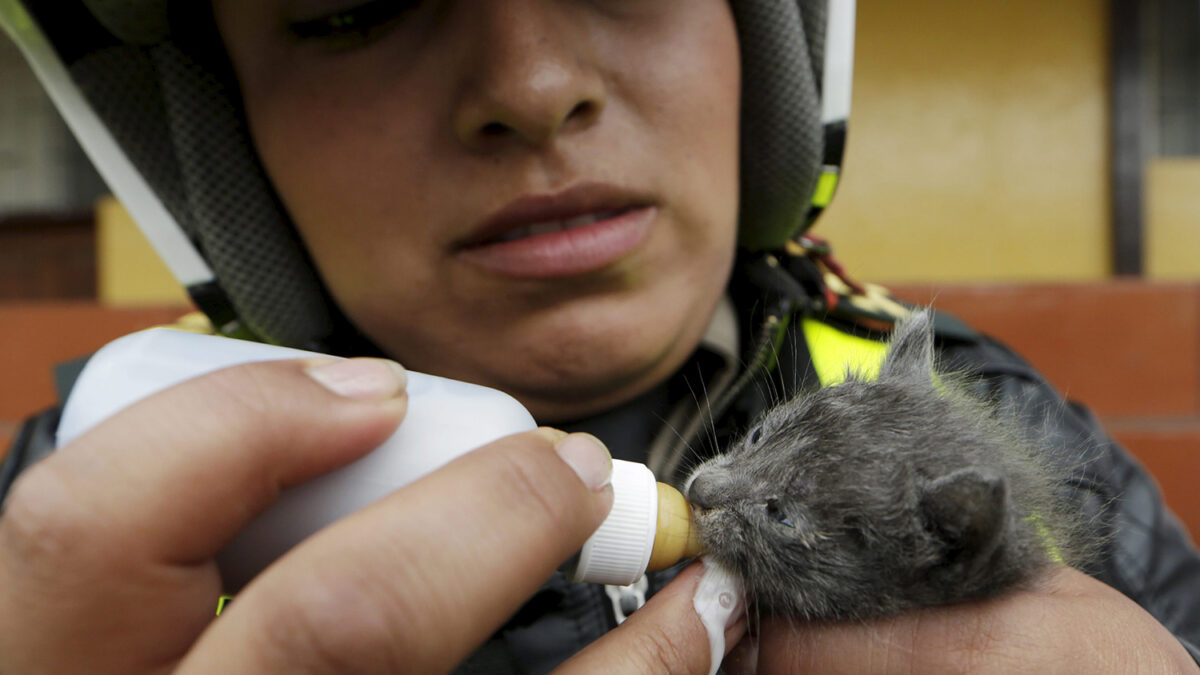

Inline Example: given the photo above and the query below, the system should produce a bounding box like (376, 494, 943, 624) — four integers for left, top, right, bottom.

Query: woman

(2, 1, 1198, 672)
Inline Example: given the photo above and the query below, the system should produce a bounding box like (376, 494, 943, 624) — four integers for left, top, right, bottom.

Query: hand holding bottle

(0, 356, 740, 674)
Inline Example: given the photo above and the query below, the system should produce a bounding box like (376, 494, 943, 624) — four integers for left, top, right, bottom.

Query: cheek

(649, 7, 741, 280)
(249, 90, 425, 233)
(694, 508, 746, 550)
(241, 75, 448, 306)
(630, 4, 741, 228)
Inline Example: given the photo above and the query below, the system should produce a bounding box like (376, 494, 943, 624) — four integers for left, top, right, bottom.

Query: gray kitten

(685, 310, 1086, 620)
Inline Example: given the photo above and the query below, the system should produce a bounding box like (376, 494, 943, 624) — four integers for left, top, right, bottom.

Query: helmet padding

(731, 0, 825, 249)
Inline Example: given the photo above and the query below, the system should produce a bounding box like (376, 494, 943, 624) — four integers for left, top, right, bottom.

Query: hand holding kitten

(737, 567, 1196, 674)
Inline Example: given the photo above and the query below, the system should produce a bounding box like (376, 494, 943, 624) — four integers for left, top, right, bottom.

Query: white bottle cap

(570, 459, 658, 585)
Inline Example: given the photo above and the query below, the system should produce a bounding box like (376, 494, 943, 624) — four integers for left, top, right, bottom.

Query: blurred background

(1, 0, 1198, 539)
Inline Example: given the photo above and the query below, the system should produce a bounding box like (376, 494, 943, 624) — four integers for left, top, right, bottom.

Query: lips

(488, 208, 632, 243)
(455, 183, 657, 279)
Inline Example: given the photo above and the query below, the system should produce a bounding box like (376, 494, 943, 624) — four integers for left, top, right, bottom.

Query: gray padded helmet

(0, 0, 855, 352)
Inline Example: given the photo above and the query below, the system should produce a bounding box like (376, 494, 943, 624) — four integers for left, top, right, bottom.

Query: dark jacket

(5, 265, 1200, 673)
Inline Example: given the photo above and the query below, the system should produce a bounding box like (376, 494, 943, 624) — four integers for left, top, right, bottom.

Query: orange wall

(0, 303, 185, 449)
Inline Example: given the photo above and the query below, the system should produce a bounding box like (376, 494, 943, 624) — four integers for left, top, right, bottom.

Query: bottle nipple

(567, 460, 703, 585)
(647, 482, 703, 571)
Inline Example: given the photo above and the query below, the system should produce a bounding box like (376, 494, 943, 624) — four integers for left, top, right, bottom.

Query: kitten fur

(684, 310, 1088, 620)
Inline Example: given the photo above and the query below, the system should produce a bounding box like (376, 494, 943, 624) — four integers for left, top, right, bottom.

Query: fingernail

(535, 427, 569, 445)
(722, 590, 744, 629)
(554, 433, 612, 491)
(305, 358, 407, 400)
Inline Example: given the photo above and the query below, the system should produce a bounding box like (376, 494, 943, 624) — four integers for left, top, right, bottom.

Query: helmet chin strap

(0, 0, 215, 293)
(0, 0, 250, 338)
(4, 0, 340, 347)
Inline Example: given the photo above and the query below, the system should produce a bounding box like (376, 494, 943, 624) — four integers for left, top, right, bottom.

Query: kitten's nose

(687, 472, 720, 509)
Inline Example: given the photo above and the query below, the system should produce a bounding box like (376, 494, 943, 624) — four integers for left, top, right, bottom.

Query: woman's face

(212, 0, 741, 421)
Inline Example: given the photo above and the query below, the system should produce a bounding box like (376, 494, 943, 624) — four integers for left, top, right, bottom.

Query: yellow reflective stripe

(1024, 514, 1065, 565)
(812, 171, 840, 208)
(801, 318, 888, 386)
(216, 594, 234, 616)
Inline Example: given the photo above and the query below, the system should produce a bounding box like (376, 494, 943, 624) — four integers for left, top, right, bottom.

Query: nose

(687, 471, 723, 510)
(451, 2, 606, 152)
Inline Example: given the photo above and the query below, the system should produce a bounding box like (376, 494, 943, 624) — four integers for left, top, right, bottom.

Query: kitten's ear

(879, 309, 935, 381)
(920, 468, 1007, 560)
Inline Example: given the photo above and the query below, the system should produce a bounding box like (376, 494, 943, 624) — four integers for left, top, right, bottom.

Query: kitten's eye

(749, 426, 763, 444)
(764, 498, 794, 528)
(289, 0, 419, 43)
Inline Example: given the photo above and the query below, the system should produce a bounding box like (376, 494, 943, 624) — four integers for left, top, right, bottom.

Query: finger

(3, 357, 407, 568)
(178, 428, 615, 674)
(723, 635, 759, 675)
(0, 357, 406, 673)
(555, 562, 748, 675)
(755, 599, 1035, 674)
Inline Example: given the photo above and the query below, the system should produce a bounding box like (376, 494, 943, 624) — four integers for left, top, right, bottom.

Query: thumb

(555, 562, 749, 675)
(178, 428, 616, 674)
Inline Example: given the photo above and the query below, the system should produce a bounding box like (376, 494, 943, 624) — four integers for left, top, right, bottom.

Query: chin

(481, 306, 706, 421)
(352, 247, 731, 420)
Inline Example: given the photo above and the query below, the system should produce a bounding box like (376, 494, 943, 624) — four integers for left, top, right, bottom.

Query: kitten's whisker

(680, 372, 722, 473)
(652, 411, 691, 462)
(694, 368, 721, 460)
